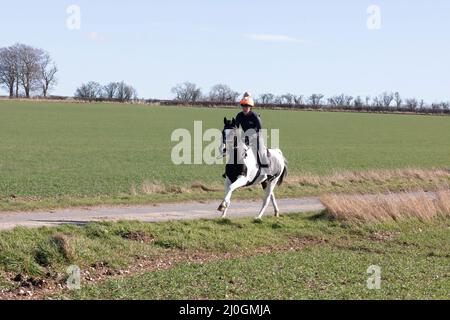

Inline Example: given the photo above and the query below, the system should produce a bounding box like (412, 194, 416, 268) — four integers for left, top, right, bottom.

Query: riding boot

(257, 134, 270, 168)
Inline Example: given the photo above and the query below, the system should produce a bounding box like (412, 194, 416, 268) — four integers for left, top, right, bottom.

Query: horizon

(1, 0, 449, 103)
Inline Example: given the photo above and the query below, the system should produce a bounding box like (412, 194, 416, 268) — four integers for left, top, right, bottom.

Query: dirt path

(0, 197, 325, 230)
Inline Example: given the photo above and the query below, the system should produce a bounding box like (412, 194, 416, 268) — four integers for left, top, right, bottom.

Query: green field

(1, 100, 450, 210)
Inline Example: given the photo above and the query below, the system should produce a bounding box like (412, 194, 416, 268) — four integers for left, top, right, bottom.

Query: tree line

(0, 43, 138, 102)
(0, 43, 58, 98)
(171, 82, 240, 104)
(74, 81, 137, 102)
(170, 82, 450, 112)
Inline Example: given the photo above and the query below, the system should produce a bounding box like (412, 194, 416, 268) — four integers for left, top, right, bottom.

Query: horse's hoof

(217, 202, 228, 212)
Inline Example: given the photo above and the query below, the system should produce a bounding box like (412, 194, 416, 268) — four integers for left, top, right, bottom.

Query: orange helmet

(240, 92, 255, 107)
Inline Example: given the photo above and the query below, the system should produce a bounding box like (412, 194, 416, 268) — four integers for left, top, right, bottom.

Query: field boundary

(1, 96, 449, 117)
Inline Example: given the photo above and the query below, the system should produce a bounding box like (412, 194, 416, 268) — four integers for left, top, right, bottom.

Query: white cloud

(244, 34, 301, 43)
(87, 31, 106, 43)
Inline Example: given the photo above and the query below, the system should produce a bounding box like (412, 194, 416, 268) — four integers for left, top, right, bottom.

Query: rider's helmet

(240, 92, 255, 108)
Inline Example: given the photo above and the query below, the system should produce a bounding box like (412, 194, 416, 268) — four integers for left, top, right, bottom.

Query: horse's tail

(277, 157, 288, 186)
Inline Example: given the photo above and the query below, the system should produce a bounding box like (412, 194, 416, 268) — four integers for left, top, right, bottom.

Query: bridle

(220, 128, 248, 160)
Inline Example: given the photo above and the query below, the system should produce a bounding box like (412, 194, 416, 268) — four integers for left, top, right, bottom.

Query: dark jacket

(235, 111, 262, 133)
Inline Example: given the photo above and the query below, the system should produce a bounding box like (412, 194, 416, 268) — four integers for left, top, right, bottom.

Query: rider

(235, 92, 270, 168)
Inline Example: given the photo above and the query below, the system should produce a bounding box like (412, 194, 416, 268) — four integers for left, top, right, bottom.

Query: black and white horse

(217, 117, 288, 219)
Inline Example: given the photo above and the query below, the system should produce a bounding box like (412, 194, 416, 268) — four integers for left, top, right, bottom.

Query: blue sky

(1, 0, 449, 102)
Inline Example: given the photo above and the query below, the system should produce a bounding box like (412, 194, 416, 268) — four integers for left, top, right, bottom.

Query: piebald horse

(217, 117, 288, 219)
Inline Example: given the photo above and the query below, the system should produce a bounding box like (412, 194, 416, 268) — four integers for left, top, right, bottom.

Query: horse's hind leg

(256, 180, 277, 220)
(271, 193, 280, 217)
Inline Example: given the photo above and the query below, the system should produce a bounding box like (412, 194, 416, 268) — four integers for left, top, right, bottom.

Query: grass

(0, 214, 328, 280)
(69, 245, 449, 300)
(65, 215, 450, 300)
(0, 211, 448, 299)
(1, 100, 450, 211)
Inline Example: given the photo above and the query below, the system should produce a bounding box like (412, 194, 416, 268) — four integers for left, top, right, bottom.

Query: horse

(217, 117, 288, 219)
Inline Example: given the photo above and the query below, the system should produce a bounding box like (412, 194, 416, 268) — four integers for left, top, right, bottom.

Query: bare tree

(328, 94, 345, 107)
(380, 92, 394, 107)
(209, 84, 239, 103)
(0, 47, 18, 97)
(293, 95, 304, 104)
(103, 82, 120, 99)
(328, 94, 353, 107)
(405, 98, 418, 110)
(394, 92, 402, 108)
(308, 94, 324, 106)
(372, 96, 383, 107)
(328, 94, 352, 107)
(39, 53, 58, 97)
(419, 99, 425, 109)
(354, 96, 363, 108)
(14, 44, 46, 98)
(116, 81, 137, 101)
(74, 81, 102, 100)
(279, 93, 296, 105)
(258, 93, 275, 104)
(344, 95, 354, 106)
(273, 95, 283, 104)
(171, 82, 202, 103)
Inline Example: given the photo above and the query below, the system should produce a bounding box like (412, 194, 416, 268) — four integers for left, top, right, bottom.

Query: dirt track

(0, 198, 325, 230)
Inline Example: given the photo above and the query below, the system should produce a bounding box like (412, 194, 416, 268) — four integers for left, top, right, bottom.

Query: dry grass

(137, 168, 450, 197)
(141, 181, 167, 194)
(321, 189, 450, 223)
(190, 181, 221, 192)
(50, 233, 76, 262)
(139, 181, 221, 195)
(287, 168, 450, 189)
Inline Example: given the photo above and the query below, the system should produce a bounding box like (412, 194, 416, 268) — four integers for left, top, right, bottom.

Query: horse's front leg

(218, 175, 248, 218)
(256, 179, 278, 220)
(218, 178, 231, 216)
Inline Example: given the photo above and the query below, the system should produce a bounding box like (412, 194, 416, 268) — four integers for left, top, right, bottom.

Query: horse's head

(220, 117, 236, 155)
(221, 117, 247, 157)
